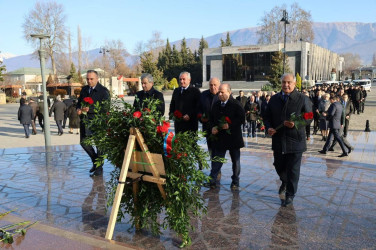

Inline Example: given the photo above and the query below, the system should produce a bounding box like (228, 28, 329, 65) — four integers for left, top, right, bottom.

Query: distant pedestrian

(28, 98, 39, 135)
(18, 100, 33, 138)
(37, 98, 46, 132)
(63, 96, 74, 129)
(67, 99, 80, 134)
(49, 95, 67, 136)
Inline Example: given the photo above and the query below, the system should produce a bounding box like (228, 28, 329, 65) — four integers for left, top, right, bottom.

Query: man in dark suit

(18, 100, 33, 138)
(49, 95, 67, 136)
(319, 96, 349, 157)
(77, 70, 110, 176)
(204, 83, 245, 190)
(169, 71, 201, 133)
(264, 73, 312, 207)
(133, 73, 165, 117)
(235, 90, 248, 132)
(342, 94, 353, 137)
(360, 86, 367, 113)
(244, 95, 259, 137)
(198, 77, 220, 154)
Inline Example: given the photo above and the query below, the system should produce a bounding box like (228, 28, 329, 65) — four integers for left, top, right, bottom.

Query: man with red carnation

(133, 73, 165, 117)
(204, 83, 245, 191)
(264, 73, 312, 207)
(169, 71, 201, 133)
(77, 70, 110, 177)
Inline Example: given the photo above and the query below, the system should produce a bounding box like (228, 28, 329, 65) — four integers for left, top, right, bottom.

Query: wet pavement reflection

(0, 132, 375, 249)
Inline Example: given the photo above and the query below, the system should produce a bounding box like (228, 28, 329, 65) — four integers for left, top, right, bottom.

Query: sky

(1, 0, 376, 56)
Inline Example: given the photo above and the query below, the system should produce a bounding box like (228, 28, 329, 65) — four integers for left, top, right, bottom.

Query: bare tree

(77, 25, 82, 71)
(68, 30, 72, 64)
(257, 3, 314, 45)
(340, 53, 362, 76)
(105, 39, 129, 75)
(23, 1, 67, 75)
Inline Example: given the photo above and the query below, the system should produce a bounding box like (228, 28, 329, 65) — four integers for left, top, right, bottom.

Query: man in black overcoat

(63, 96, 74, 129)
(205, 83, 245, 190)
(18, 100, 33, 138)
(49, 95, 67, 136)
(264, 73, 312, 207)
(77, 70, 110, 177)
(169, 71, 201, 133)
(133, 73, 165, 117)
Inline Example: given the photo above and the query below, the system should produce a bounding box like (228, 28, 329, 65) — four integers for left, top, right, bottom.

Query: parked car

(353, 79, 372, 91)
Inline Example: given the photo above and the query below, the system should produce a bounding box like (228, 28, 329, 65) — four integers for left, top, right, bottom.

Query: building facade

(203, 42, 342, 87)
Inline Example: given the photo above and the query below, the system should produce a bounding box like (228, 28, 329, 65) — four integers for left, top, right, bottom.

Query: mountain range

(2, 22, 376, 73)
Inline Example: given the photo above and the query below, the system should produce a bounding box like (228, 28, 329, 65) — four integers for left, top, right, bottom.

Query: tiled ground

(0, 131, 375, 249)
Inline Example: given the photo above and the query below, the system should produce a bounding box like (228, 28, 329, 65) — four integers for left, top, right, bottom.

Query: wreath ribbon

(163, 131, 175, 157)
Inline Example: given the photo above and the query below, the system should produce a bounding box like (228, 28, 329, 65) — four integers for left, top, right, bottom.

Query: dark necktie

(89, 87, 93, 94)
(181, 88, 185, 94)
(221, 102, 226, 107)
(283, 95, 288, 102)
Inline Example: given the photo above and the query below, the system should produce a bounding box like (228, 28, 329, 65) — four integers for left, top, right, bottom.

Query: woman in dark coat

(67, 100, 80, 134)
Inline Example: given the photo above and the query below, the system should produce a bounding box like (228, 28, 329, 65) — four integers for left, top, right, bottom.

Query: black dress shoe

(328, 147, 334, 151)
(318, 150, 327, 154)
(278, 183, 286, 195)
(348, 147, 354, 154)
(338, 153, 348, 158)
(90, 167, 103, 177)
(283, 196, 294, 207)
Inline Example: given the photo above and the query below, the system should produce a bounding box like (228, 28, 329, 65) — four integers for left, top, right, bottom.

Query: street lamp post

(99, 47, 111, 94)
(280, 10, 290, 74)
(31, 34, 51, 149)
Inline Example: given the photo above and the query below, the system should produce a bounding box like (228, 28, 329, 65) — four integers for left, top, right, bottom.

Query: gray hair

(87, 69, 98, 76)
(280, 73, 296, 82)
(56, 95, 62, 101)
(179, 71, 191, 79)
(141, 73, 154, 83)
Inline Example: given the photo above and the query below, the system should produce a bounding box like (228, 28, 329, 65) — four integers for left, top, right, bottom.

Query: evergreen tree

(296, 73, 302, 90)
(198, 36, 208, 64)
(225, 32, 232, 46)
(267, 51, 290, 90)
(140, 51, 167, 87)
(220, 38, 225, 47)
(68, 63, 79, 83)
(0, 61, 6, 82)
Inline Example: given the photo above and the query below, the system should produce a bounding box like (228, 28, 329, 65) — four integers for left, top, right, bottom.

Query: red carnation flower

(157, 121, 170, 134)
(225, 116, 232, 124)
(83, 97, 94, 105)
(133, 111, 142, 118)
(143, 108, 151, 112)
(303, 112, 314, 120)
(174, 110, 183, 119)
(106, 112, 110, 116)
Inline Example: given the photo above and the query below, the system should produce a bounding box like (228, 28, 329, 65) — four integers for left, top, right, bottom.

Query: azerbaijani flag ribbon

(163, 131, 175, 157)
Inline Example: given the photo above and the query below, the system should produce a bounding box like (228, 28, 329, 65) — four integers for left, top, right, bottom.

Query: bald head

(209, 77, 220, 95)
(218, 83, 232, 102)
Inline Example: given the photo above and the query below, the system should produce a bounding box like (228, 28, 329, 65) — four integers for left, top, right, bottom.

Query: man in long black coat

(49, 95, 67, 136)
(205, 83, 245, 190)
(133, 73, 165, 117)
(264, 73, 312, 207)
(169, 71, 201, 133)
(77, 70, 110, 176)
(18, 100, 33, 138)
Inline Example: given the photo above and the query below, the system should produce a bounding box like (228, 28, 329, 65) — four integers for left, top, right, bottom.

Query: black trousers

(37, 113, 44, 130)
(323, 128, 348, 154)
(273, 151, 303, 198)
(330, 127, 352, 150)
(80, 121, 101, 165)
(343, 118, 349, 137)
(209, 147, 241, 186)
(56, 120, 63, 134)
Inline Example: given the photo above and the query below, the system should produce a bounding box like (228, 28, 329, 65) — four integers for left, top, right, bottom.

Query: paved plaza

(0, 90, 375, 249)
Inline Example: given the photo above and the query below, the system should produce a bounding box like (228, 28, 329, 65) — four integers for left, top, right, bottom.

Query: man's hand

(183, 114, 190, 121)
(212, 127, 219, 135)
(284, 120, 295, 129)
(268, 128, 276, 136)
(77, 109, 82, 115)
(222, 123, 229, 130)
(77, 107, 89, 115)
(346, 115, 350, 119)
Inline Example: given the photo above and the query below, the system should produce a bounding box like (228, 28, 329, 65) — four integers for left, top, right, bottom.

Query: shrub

(53, 89, 67, 98)
(167, 78, 179, 90)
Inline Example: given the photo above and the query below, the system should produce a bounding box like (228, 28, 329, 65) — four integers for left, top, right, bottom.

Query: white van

(353, 79, 372, 91)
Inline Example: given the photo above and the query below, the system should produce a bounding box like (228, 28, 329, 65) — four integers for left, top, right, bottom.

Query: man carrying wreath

(264, 73, 312, 207)
(204, 83, 245, 190)
(77, 70, 110, 177)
